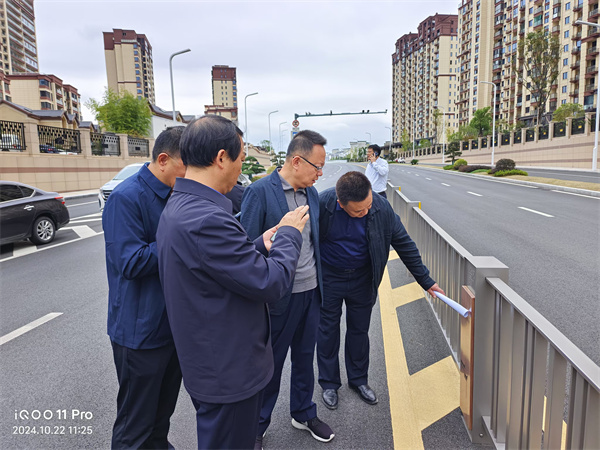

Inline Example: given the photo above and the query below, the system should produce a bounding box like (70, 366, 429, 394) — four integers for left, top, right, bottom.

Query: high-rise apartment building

(0, 0, 39, 74)
(457, 0, 599, 127)
(392, 14, 459, 146)
(6, 73, 81, 120)
(103, 29, 155, 104)
(204, 65, 238, 123)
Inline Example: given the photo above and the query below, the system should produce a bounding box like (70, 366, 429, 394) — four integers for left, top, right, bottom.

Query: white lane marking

(0, 313, 63, 346)
(67, 201, 97, 208)
(468, 192, 483, 197)
(426, 178, 432, 180)
(68, 218, 102, 224)
(442, 183, 451, 187)
(0, 232, 104, 263)
(518, 207, 554, 218)
(67, 225, 97, 239)
(12, 245, 39, 258)
(415, 174, 420, 177)
(552, 190, 600, 200)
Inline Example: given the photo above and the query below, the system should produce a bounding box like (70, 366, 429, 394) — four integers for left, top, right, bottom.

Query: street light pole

(575, 20, 599, 171)
(439, 106, 446, 164)
(481, 81, 497, 167)
(278, 121, 287, 153)
(169, 49, 191, 122)
(365, 132, 371, 143)
(268, 110, 278, 155)
(244, 92, 258, 154)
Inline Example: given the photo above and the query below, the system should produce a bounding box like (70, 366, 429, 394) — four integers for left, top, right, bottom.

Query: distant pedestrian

(156, 115, 309, 450)
(240, 130, 335, 448)
(103, 126, 186, 449)
(317, 171, 444, 409)
(365, 144, 389, 198)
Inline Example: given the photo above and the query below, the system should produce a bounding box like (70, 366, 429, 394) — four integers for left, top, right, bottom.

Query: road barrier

(386, 183, 600, 449)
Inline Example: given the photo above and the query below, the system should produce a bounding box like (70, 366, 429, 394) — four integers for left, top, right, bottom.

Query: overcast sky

(35, 0, 454, 151)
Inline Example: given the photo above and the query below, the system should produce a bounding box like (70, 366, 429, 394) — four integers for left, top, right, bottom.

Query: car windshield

(113, 165, 143, 181)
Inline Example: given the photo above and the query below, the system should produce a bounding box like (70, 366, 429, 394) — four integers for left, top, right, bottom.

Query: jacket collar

(173, 177, 233, 214)
(268, 169, 292, 213)
(139, 162, 172, 200)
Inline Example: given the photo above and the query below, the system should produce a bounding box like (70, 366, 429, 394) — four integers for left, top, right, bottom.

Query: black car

(0, 181, 70, 246)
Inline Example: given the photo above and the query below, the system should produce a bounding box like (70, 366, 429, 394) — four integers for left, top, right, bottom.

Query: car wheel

(29, 216, 56, 245)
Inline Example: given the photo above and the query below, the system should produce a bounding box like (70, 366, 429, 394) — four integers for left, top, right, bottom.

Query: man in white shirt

(365, 144, 389, 198)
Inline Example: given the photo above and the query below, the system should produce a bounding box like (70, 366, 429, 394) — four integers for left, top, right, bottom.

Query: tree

(271, 151, 286, 167)
(432, 109, 442, 145)
(552, 103, 584, 122)
(450, 125, 477, 143)
(86, 88, 152, 137)
(418, 138, 430, 148)
(400, 129, 412, 156)
(469, 107, 492, 136)
(444, 141, 462, 165)
(242, 155, 265, 177)
(259, 140, 274, 154)
(513, 31, 560, 126)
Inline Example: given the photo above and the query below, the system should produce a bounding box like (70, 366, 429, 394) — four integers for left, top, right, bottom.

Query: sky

(35, 0, 455, 151)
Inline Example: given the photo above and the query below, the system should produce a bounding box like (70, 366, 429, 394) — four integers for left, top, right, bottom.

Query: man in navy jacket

(103, 127, 186, 449)
(156, 115, 309, 450)
(241, 130, 334, 447)
(317, 171, 445, 409)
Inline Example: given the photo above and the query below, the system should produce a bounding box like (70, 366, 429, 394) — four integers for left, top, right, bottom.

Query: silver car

(98, 163, 145, 210)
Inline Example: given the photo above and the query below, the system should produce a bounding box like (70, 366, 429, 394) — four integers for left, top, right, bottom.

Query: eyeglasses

(298, 155, 324, 172)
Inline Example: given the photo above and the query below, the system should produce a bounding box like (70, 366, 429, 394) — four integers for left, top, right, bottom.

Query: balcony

(585, 84, 596, 93)
(589, 8, 599, 19)
(572, 75, 581, 83)
(552, 11, 561, 21)
(586, 66, 598, 76)
(587, 47, 599, 57)
(572, 59, 581, 69)
(574, 1, 584, 11)
(572, 31, 583, 40)
(573, 46, 582, 55)
(570, 88, 580, 97)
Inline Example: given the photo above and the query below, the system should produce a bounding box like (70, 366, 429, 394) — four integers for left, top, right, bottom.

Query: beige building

(4, 73, 81, 120)
(204, 65, 238, 123)
(392, 14, 459, 147)
(103, 29, 155, 104)
(457, 0, 599, 127)
(0, 0, 38, 75)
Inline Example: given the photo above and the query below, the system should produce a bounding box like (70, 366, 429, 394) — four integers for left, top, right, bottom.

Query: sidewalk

(61, 189, 98, 199)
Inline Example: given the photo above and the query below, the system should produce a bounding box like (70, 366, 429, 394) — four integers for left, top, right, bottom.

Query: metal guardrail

(127, 136, 149, 157)
(38, 125, 81, 154)
(1, 120, 26, 152)
(386, 183, 600, 449)
(91, 132, 121, 156)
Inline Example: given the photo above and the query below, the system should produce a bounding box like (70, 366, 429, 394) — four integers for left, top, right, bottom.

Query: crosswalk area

(0, 213, 103, 261)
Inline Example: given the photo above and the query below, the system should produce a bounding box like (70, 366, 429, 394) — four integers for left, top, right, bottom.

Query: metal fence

(38, 125, 81, 154)
(1, 120, 26, 151)
(91, 132, 121, 156)
(127, 136, 149, 157)
(386, 183, 600, 449)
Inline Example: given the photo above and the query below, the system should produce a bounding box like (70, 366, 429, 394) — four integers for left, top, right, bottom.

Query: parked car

(395, 157, 406, 163)
(98, 163, 145, 210)
(238, 173, 252, 187)
(0, 181, 70, 246)
(1, 133, 25, 151)
(40, 144, 58, 153)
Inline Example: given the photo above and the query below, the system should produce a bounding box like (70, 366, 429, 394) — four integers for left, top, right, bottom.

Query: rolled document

(433, 291, 471, 318)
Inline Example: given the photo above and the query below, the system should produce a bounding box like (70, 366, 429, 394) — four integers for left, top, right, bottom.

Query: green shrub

(495, 158, 516, 170)
(492, 169, 528, 177)
(454, 158, 468, 169)
(410, 159, 419, 165)
(443, 165, 455, 170)
(459, 164, 491, 173)
(471, 169, 489, 174)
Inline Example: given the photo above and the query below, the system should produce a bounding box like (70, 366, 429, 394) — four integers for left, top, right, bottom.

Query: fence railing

(127, 136, 149, 157)
(91, 132, 121, 156)
(0, 120, 26, 152)
(386, 183, 600, 449)
(38, 125, 81, 154)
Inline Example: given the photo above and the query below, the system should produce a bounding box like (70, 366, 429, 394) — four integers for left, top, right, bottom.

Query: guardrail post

(79, 128, 92, 157)
(464, 256, 509, 445)
(118, 134, 129, 159)
(24, 122, 40, 155)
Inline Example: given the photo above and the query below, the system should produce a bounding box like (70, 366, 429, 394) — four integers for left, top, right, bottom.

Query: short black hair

(152, 126, 185, 162)
(336, 171, 372, 205)
(179, 115, 243, 167)
(368, 144, 381, 155)
(286, 130, 327, 160)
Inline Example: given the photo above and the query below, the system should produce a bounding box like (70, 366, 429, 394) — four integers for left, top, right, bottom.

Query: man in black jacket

(317, 171, 444, 409)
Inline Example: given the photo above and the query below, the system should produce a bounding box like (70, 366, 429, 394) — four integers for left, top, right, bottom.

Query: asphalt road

(383, 164, 600, 364)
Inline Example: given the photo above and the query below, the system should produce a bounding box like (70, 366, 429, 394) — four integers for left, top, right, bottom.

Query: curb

(413, 166, 600, 198)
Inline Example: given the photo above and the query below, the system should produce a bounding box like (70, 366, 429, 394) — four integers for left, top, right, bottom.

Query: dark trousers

(376, 190, 387, 199)
(191, 390, 264, 450)
(317, 263, 374, 390)
(111, 341, 182, 450)
(257, 287, 320, 435)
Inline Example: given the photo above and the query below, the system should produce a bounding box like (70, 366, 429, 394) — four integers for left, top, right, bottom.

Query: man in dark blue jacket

(317, 171, 444, 409)
(103, 127, 186, 449)
(156, 115, 309, 450)
(241, 130, 334, 447)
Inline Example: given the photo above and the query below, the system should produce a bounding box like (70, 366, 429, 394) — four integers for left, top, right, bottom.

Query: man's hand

(278, 205, 310, 233)
(426, 283, 445, 298)
(262, 226, 277, 252)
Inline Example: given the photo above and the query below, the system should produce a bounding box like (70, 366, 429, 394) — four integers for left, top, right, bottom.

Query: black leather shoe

(350, 384, 378, 405)
(322, 389, 338, 410)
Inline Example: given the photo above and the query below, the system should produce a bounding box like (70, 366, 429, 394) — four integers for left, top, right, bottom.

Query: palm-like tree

(469, 107, 492, 137)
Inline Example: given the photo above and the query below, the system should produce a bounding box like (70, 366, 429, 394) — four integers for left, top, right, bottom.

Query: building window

(562, 86, 568, 93)
(562, 99, 567, 104)
(563, 72, 568, 79)
(565, 16, 570, 24)
(566, 2, 570, 10)
(563, 58, 568, 66)
(565, 30, 570, 38)
(137, 89, 142, 94)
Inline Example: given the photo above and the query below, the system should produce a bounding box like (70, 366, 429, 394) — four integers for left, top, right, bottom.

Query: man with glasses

(241, 130, 334, 448)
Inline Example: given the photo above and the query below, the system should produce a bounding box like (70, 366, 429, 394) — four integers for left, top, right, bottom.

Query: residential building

(0, 0, 39, 74)
(392, 14, 459, 148)
(103, 28, 155, 103)
(1, 69, 10, 100)
(457, 0, 599, 127)
(5, 73, 81, 120)
(204, 65, 238, 123)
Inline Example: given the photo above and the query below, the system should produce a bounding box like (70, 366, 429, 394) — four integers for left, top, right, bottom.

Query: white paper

(433, 292, 471, 318)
